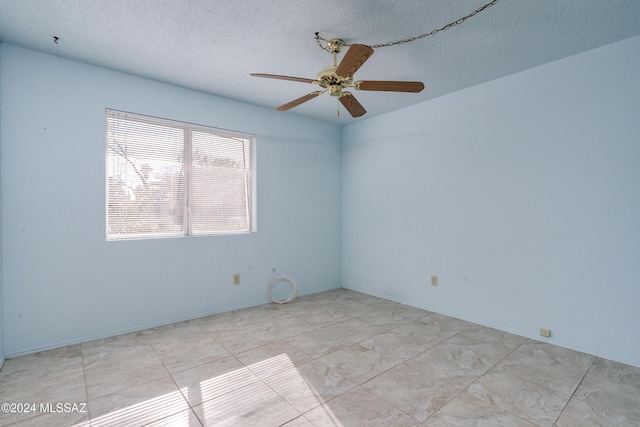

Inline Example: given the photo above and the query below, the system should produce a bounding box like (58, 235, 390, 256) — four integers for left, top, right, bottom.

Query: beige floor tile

(297, 289, 357, 304)
(298, 306, 353, 327)
(245, 301, 305, 318)
(585, 357, 640, 385)
(191, 381, 300, 427)
(304, 386, 418, 427)
(262, 360, 356, 412)
(262, 315, 318, 339)
(358, 305, 429, 327)
(405, 342, 497, 389)
(146, 328, 231, 374)
(235, 341, 312, 379)
(285, 328, 355, 359)
(82, 333, 160, 371)
(334, 301, 389, 318)
(172, 356, 260, 407)
(338, 290, 390, 305)
(233, 306, 296, 327)
(363, 364, 459, 422)
(207, 326, 280, 354)
(424, 313, 475, 331)
(280, 415, 316, 426)
(555, 397, 639, 426)
(466, 370, 570, 427)
(0, 368, 85, 402)
(370, 299, 411, 310)
(142, 320, 204, 339)
(81, 331, 148, 354)
(446, 325, 527, 350)
(194, 310, 264, 334)
(317, 343, 405, 385)
(159, 341, 232, 375)
(88, 377, 189, 427)
(493, 341, 595, 396)
(392, 317, 466, 347)
(4, 411, 89, 427)
(144, 409, 203, 426)
(322, 318, 392, 344)
(0, 345, 83, 384)
(359, 330, 431, 360)
(3, 289, 638, 427)
(574, 365, 640, 422)
(83, 343, 161, 372)
(444, 339, 515, 371)
(422, 393, 537, 426)
(145, 326, 212, 354)
(0, 370, 87, 426)
(84, 357, 170, 400)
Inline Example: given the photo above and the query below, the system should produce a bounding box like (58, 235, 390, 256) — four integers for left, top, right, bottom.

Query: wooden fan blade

(335, 44, 374, 78)
(251, 73, 316, 84)
(339, 92, 367, 117)
(355, 80, 425, 93)
(277, 91, 322, 111)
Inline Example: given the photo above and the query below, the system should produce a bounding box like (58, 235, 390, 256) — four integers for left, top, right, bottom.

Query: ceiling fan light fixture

(328, 85, 342, 97)
(252, 42, 423, 117)
(255, 1, 501, 117)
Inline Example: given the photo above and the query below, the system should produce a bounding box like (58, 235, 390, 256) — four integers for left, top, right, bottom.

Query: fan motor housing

(317, 65, 337, 80)
(317, 65, 351, 96)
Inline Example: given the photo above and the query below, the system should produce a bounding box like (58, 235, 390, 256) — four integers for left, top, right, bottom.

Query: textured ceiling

(1, 0, 639, 125)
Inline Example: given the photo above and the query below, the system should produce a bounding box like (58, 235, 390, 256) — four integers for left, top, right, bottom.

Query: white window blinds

(106, 109, 255, 240)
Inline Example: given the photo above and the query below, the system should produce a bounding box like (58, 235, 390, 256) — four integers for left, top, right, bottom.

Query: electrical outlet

(540, 328, 551, 338)
(233, 274, 240, 285)
(431, 275, 438, 286)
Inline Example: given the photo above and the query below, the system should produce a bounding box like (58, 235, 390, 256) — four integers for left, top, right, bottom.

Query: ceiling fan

(251, 39, 424, 118)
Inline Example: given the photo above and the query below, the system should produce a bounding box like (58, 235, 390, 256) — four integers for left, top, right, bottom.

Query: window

(106, 109, 256, 240)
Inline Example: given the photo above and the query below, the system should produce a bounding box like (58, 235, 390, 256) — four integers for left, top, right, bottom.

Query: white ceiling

(1, 0, 639, 125)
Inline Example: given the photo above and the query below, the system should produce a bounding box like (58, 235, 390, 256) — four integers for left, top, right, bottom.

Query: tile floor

(1, 289, 639, 426)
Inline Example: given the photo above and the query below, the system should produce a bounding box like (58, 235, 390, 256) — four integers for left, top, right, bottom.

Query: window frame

(105, 109, 256, 241)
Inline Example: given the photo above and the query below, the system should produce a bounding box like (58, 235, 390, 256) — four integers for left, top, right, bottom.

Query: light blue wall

(342, 36, 640, 367)
(0, 142, 3, 368)
(0, 48, 4, 367)
(3, 35, 639, 368)
(0, 44, 342, 357)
